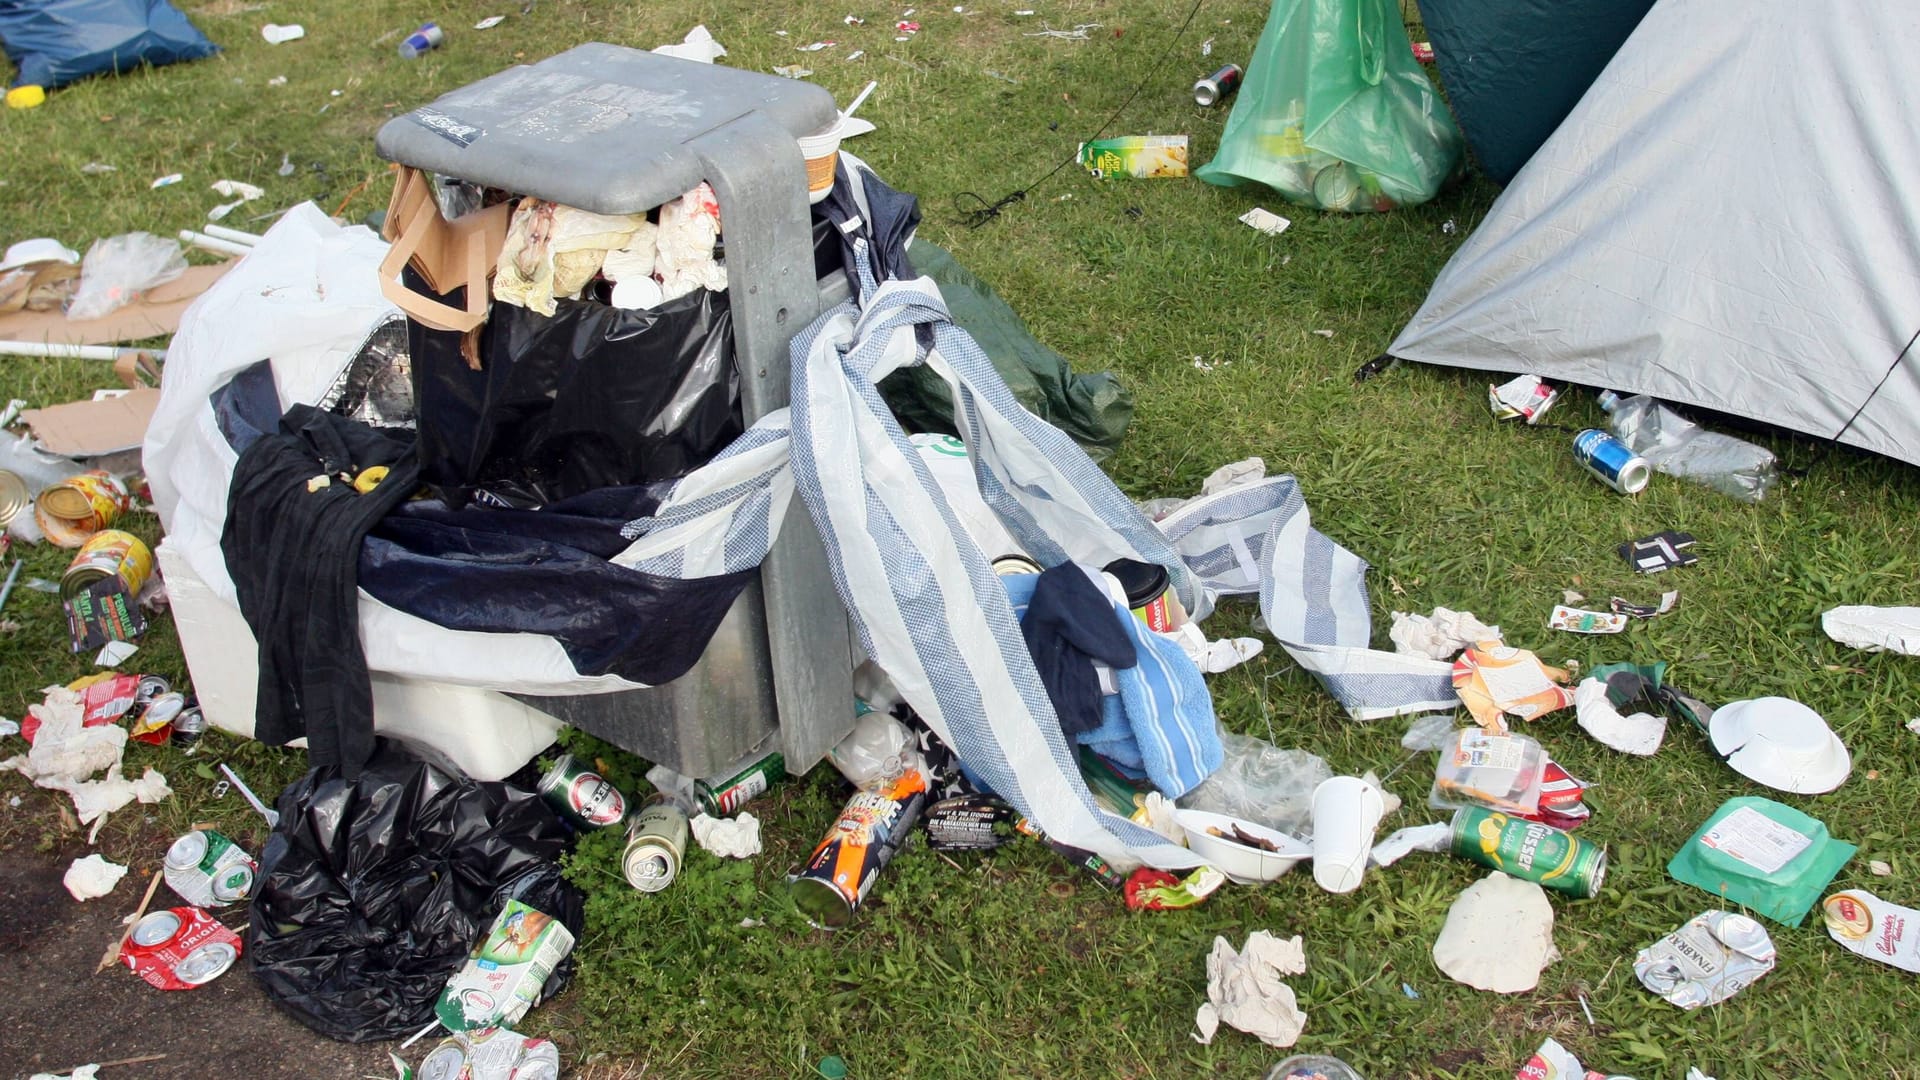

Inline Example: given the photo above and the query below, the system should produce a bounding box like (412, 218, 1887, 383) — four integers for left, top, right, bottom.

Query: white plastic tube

(202, 224, 263, 247)
(177, 230, 253, 258)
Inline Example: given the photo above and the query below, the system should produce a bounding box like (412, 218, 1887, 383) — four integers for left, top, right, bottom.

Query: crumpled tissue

(1574, 677, 1667, 756)
(1390, 607, 1502, 660)
(690, 811, 762, 859)
(1193, 931, 1308, 1048)
(63, 853, 128, 900)
(1168, 621, 1264, 674)
(1, 685, 170, 841)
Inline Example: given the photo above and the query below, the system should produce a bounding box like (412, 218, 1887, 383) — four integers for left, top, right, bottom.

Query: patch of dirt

(1431, 1047, 1486, 1072)
(0, 852, 394, 1080)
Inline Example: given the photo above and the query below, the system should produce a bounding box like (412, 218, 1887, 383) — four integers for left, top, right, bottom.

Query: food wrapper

(1452, 642, 1574, 732)
(1634, 910, 1776, 1009)
(1489, 375, 1559, 424)
(1430, 729, 1546, 814)
(1516, 1036, 1609, 1080)
(1078, 135, 1189, 179)
(1124, 866, 1226, 911)
(1548, 606, 1627, 635)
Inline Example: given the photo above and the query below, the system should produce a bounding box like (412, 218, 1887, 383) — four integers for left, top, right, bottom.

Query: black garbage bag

(407, 267, 742, 508)
(247, 743, 583, 1043)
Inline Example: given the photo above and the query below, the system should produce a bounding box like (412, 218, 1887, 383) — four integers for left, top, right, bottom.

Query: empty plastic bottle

(1598, 392, 1778, 502)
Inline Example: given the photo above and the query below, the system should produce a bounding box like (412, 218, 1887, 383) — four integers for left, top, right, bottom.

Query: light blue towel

(1005, 571, 1220, 799)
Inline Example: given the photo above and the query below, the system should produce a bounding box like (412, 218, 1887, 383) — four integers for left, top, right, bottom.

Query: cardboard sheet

(21, 389, 162, 457)
(0, 261, 235, 346)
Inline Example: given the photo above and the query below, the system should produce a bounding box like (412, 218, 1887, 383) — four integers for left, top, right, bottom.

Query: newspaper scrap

(1239, 208, 1291, 236)
(1489, 374, 1559, 425)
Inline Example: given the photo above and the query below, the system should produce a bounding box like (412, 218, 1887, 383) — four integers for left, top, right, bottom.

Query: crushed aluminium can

(171, 703, 208, 746)
(789, 770, 930, 930)
(412, 1027, 561, 1080)
(129, 690, 185, 745)
(1449, 807, 1606, 898)
(123, 907, 243, 990)
(1822, 890, 1920, 973)
(622, 801, 689, 892)
(164, 828, 258, 907)
(1572, 428, 1652, 494)
(1634, 909, 1777, 1009)
(536, 753, 627, 829)
(1193, 63, 1243, 107)
(696, 749, 786, 817)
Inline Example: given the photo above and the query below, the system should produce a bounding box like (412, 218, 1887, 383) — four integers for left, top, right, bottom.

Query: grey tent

(1389, 0, 1920, 468)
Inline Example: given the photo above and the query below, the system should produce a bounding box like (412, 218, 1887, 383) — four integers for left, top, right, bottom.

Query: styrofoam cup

(797, 124, 843, 204)
(1311, 776, 1386, 894)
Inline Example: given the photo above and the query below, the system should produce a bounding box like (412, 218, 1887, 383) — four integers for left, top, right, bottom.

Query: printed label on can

(540, 755, 627, 828)
(123, 906, 243, 990)
(709, 773, 769, 816)
(163, 830, 258, 907)
(789, 771, 929, 928)
(1451, 808, 1605, 897)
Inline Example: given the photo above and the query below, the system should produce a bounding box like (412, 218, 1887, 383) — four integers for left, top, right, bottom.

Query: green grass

(4, 2, 1919, 1078)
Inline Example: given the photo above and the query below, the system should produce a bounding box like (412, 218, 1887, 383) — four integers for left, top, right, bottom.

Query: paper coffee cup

(797, 125, 844, 205)
(1311, 776, 1386, 894)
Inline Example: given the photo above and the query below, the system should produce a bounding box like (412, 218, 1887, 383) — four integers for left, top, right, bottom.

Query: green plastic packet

(1196, 0, 1463, 210)
(1668, 796, 1856, 926)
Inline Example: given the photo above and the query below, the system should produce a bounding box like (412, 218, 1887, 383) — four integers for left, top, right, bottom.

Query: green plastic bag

(1196, 0, 1464, 211)
(1667, 796, 1857, 927)
(881, 241, 1133, 463)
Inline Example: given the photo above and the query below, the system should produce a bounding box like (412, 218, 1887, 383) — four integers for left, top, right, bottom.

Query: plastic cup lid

(0, 238, 80, 272)
(1710, 697, 1851, 793)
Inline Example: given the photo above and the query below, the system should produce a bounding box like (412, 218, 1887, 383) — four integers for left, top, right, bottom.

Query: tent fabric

(1389, 0, 1920, 468)
(1413, 0, 1655, 184)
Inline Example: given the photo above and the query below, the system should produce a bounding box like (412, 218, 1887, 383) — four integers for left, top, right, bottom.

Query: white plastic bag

(67, 233, 188, 320)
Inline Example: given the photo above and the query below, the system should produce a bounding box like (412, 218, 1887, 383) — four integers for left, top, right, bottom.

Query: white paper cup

(1311, 776, 1386, 894)
(797, 125, 843, 204)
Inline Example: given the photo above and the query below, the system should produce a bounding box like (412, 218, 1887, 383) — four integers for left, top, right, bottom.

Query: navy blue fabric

(0, 0, 218, 90)
(1018, 565, 1137, 738)
(360, 495, 754, 684)
(211, 359, 281, 455)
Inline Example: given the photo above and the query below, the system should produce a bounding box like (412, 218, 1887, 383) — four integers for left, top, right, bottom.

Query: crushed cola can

(1634, 909, 1777, 1009)
(123, 906, 243, 990)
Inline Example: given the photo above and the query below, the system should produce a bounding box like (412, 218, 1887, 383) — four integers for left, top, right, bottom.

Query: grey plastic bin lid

(374, 43, 838, 215)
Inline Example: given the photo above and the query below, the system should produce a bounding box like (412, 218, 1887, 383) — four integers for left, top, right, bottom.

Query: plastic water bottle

(1598, 391, 1778, 502)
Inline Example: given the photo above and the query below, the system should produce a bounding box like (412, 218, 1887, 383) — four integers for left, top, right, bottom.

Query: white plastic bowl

(1710, 696, 1851, 794)
(1176, 808, 1311, 884)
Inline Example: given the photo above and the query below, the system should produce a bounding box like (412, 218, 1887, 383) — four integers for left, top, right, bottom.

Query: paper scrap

(1871, 860, 1893, 877)
(150, 174, 183, 190)
(1433, 872, 1557, 993)
(1619, 531, 1698, 574)
(94, 640, 138, 668)
(1822, 605, 1920, 655)
(773, 65, 813, 78)
(1549, 605, 1628, 635)
(1488, 374, 1559, 424)
(1611, 591, 1680, 618)
(1452, 643, 1574, 732)
(474, 15, 506, 30)
(1574, 677, 1667, 756)
(1237, 207, 1292, 235)
(1823, 890, 1920, 973)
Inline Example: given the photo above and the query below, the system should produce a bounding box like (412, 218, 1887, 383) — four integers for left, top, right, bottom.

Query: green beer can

(1449, 807, 1606, 898)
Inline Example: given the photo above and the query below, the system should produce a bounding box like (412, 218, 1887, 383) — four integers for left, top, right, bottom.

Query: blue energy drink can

(1573, 429, 1651, 494)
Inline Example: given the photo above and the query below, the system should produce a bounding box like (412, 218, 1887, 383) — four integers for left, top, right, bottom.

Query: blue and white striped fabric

(1156, 476, 1459, 721)
(613, 243, 1204, 871)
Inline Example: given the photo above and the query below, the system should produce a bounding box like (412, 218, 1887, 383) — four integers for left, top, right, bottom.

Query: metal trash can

(375, 43, 855, 778)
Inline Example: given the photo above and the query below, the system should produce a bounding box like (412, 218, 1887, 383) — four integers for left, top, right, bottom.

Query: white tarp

(1389, 0, 1920, 468)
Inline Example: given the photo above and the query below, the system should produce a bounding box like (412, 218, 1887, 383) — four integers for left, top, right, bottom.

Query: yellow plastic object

(6, 85, 47, 109)
(352, 465, 390, 493)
